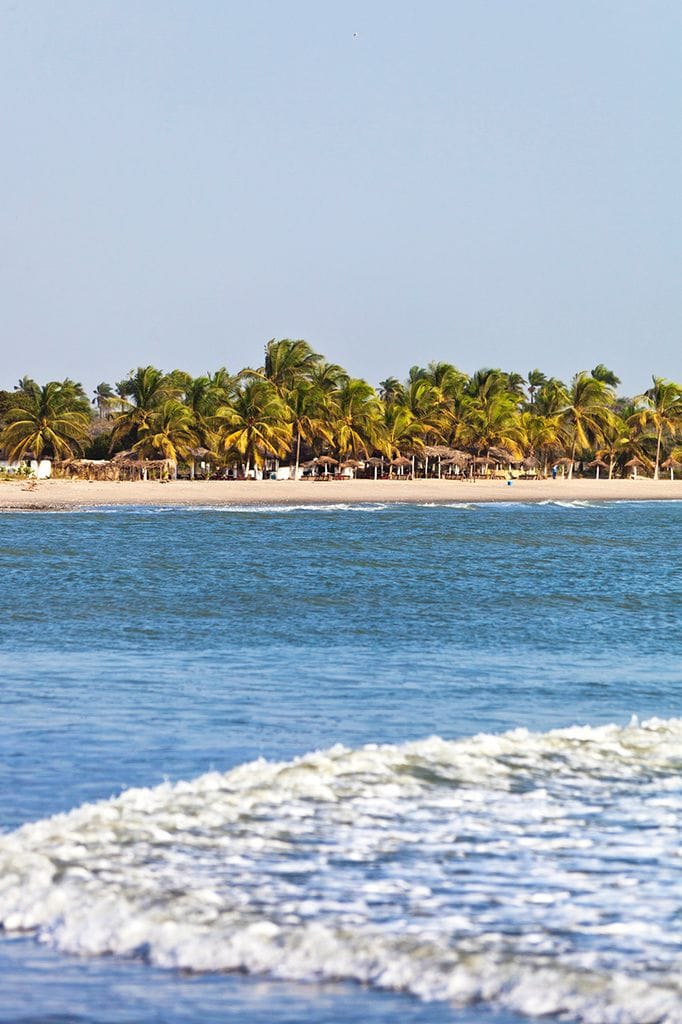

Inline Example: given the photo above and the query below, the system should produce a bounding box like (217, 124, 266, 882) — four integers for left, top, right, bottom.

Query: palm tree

(380, 403, 426, 462)
(517, 411, 561, 475)
(595, 418, 642, 479)
(526, 369, 547, 407)
(378, 377, 405, 405)
(93, 382, 116, 419)
(1, 381, 91, 461)
(401, 378, 449, 443)
(286, 380, 333, 479)
(327, 378, 383, 460)
(534, 377, 567, 417)
(214, 381, 292, 475)
(591, 364, 621, 388)
(459, 390, 524, 459)
(244, 338, 322, 394)
(424, 361, 468, 398)
(505, 372, 527, 401)
(308, 361, 348, 394)
(15, 376, 40, 400)
(629, 377, 682, 479)
(557, 373, 616, 477)
(112, 366, 180, 447)
(132, 400, 199, 476)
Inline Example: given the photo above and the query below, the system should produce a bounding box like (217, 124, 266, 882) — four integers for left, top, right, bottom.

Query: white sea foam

(2, 720, 682, 1022)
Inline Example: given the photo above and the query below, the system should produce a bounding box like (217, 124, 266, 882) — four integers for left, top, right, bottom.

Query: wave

(2, 719, 682, 1022)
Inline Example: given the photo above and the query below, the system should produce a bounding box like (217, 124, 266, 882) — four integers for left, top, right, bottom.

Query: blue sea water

(0, 500, 680, 1024)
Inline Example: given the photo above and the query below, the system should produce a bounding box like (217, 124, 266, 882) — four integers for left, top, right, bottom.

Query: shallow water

(0, 502, 681, 1024)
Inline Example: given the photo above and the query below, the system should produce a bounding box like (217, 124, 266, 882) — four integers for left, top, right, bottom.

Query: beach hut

(471, 456, 495, 478)
(661, 456, 681, 481)
(339, 459, 360, 479)
(520, 456, 540, 478)
(488, 446, 516, 464)
(585, 458, 608, 480)
(390, 455, 411, 478)
(364, 456, 384, 481)
(317, 455, 338, 478)
(625, 457, 646, 480)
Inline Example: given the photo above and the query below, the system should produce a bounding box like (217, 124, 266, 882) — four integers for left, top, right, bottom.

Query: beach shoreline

(1, 477, 681, 509)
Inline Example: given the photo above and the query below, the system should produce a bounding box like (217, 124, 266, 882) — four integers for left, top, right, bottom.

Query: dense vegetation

(1, 342, 681, 478)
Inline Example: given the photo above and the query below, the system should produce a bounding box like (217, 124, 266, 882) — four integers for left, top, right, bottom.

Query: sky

(1, 0, 681, 398)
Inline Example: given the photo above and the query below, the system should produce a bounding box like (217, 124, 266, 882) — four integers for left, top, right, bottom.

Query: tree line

(1, 340, 681, 479)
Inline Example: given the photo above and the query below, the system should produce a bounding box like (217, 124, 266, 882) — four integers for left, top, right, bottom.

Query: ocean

(0, 500, 680, 1024)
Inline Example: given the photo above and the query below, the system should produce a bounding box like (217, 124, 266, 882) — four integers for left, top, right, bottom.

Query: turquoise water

(0, 501, 680, 1023)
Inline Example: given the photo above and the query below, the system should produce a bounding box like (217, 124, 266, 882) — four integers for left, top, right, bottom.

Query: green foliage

(3, 348, 681, 478)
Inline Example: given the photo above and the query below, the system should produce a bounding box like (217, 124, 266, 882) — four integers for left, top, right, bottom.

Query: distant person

(552, 465, 558, 480)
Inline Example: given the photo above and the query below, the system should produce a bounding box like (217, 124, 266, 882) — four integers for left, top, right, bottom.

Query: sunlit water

(0, 501, 680, 1024)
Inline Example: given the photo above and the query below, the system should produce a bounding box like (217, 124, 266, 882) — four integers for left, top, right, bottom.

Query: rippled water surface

(0, 501, 681, 1024)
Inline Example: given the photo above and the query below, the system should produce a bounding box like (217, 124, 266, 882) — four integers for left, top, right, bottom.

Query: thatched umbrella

(340, 459, 360, 478)
(586, 457, 608, 480)
(422, 444, 447, 478)
(521, 455, 540, 470)
(317, 455, 338, 477)
(365, 456, 384, 481)
(488, 446, 515, 464)
(661, 455, 682, 481)
(625, 457, 646, 480)
(470, 456, 494, 477)
(391, 455, 411, 478)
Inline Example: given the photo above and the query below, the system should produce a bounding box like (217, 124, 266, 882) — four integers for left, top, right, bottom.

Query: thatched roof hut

(488, 446, 515, 464)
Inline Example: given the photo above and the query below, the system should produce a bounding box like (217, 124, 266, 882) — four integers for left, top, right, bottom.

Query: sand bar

(1, 477, 682, 509)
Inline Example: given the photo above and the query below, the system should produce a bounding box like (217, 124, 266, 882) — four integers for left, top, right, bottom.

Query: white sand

(1, 477, 681, 508)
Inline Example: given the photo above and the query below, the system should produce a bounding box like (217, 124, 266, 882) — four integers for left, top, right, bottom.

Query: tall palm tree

(1, 381, 91, 461)
(378, 377, 405, 405)
(526, 369, 547, 407)
(380, 403, 426, 461)
(424, 361, 468, 398)
(214, 381, 292, 475)
(401, 378, 449, 443)
(15, 376, 40, 400)
(327, 378, 383, 460)
(629, 377, 682, 479)
(112, 366, 180, 447)
(557, 373, 616, 478)
(244, 338, 322, 394)
(591, 364, 621, 388)
(93, 382, 116, 419)
(286, 380, 333, 479)
(132, 400, 199, 475)
(505, 372, 527, 401)
(459, 390, 524, 458)
(307, 361, 348, 394)
(533, 377, 567, 417)
(517, 411, 561, 475)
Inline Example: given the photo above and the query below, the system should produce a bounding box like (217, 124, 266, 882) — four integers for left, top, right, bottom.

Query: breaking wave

(2, 719, 682, 1023)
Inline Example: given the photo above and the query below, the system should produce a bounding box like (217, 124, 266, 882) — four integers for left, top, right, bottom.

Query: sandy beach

(1, 476, 681, 509)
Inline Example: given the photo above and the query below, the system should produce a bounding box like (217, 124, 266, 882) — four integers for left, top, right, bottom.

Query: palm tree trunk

(569, 441, 576, 480)
(654, 426, 662, 480)
(294, 432, 301, 481)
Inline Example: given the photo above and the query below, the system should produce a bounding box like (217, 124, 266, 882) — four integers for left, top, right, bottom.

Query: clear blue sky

(1, 0, 680, 396)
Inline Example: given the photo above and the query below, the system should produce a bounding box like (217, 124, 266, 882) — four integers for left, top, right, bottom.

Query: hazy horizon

(2, 1, 681, 397)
